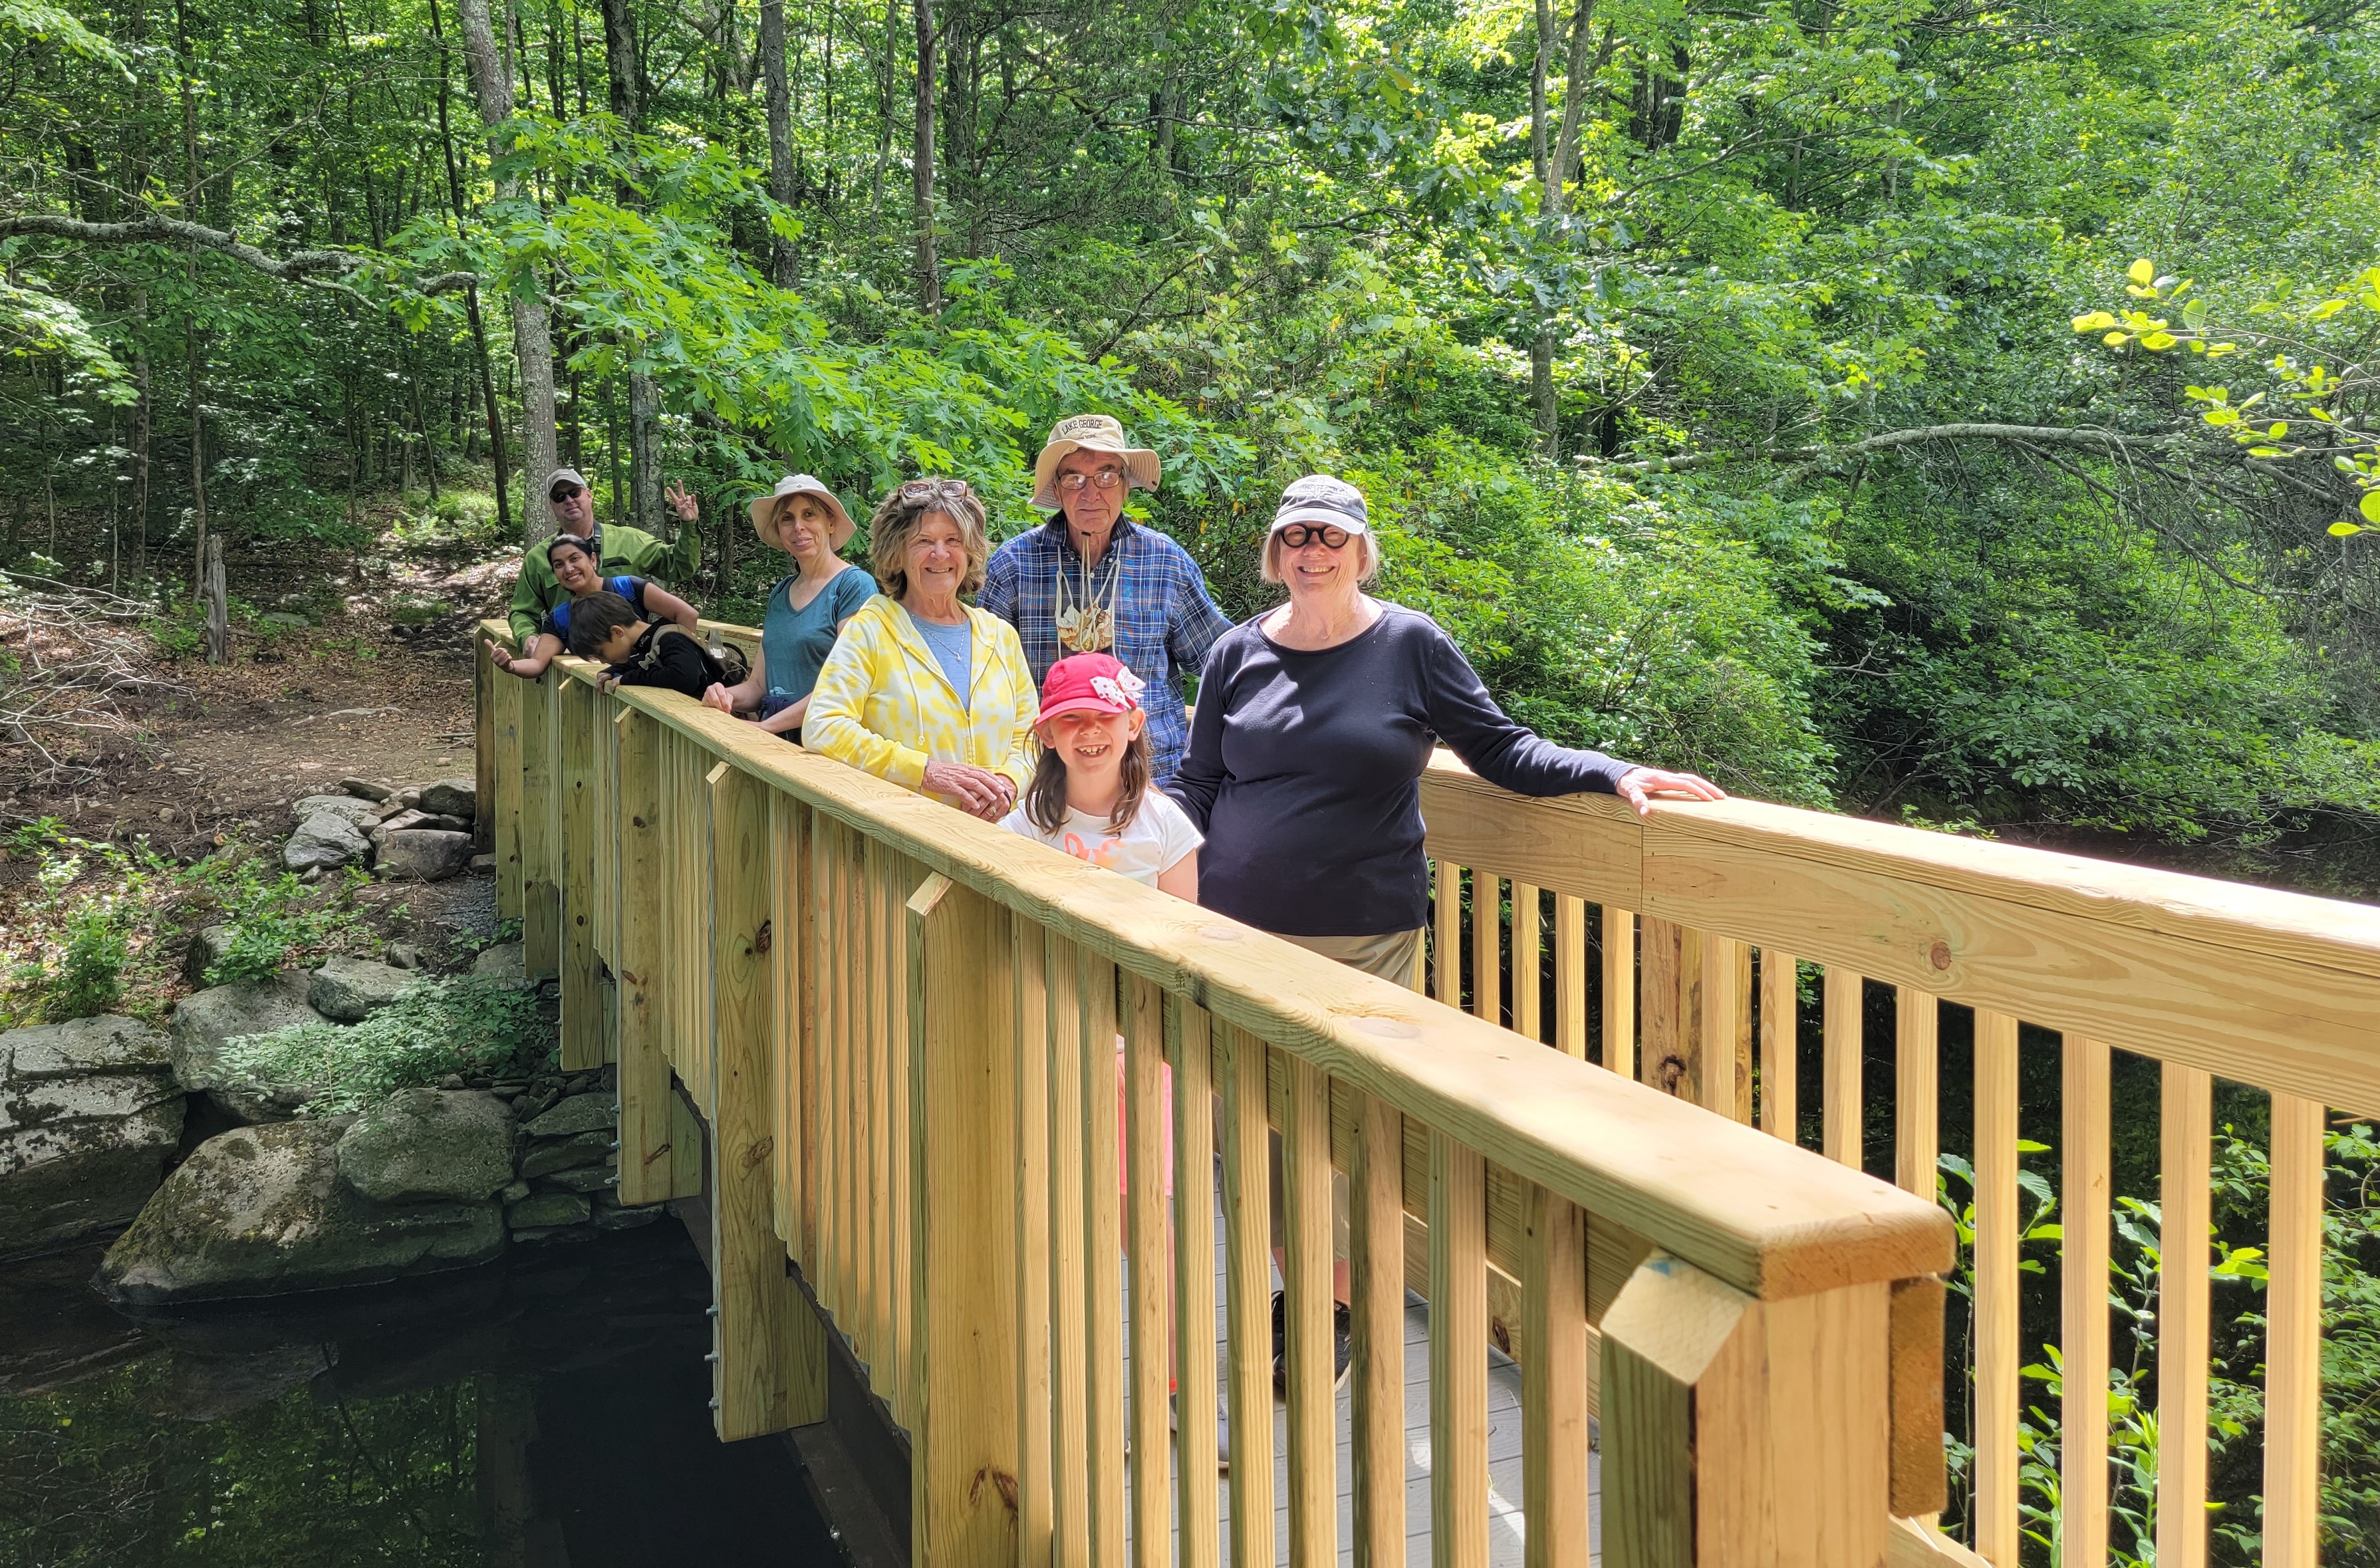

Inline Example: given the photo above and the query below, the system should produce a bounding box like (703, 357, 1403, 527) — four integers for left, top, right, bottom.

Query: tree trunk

(759, 0, 799, 287)
(201, 535, 227, 664)
(628, 372, 665, 532)
(456, 0, 561, 543)
(912, 0, 938, 310)
(431, 0, 513, 535)
(1529, 0, 1557, 456)
(133, 290, 151, 581)
(174, 0, 209, 595)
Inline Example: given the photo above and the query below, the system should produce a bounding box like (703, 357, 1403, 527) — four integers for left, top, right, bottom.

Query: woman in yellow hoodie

(805, 479, 1037, 821)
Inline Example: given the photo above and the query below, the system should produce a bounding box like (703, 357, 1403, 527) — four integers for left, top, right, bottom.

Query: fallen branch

(0, 214, 479, 299)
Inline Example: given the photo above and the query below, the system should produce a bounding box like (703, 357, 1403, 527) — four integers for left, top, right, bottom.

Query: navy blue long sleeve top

(1168, 604, 1633, 938)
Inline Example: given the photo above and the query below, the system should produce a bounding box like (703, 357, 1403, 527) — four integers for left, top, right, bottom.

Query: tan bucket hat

(749, 475, 857, 553)
(1029, 414, 1161, 510)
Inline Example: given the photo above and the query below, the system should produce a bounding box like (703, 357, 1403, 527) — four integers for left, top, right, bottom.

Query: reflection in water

(0, 1224, 845, 1567)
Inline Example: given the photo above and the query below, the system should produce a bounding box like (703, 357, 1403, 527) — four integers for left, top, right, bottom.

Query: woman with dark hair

(485, 532, 698, 681)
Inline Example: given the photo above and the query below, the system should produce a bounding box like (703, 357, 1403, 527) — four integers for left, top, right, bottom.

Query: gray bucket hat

(749, 475, 858, 552)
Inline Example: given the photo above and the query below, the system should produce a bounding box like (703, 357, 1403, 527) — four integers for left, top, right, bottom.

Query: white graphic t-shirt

(1001, 789, 1204, 888)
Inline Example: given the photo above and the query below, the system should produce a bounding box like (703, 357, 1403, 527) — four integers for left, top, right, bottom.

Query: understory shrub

(219, 976, 556, 1117)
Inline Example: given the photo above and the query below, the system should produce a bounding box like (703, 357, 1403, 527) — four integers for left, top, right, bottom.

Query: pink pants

(1117, 1041, 1174, 1197)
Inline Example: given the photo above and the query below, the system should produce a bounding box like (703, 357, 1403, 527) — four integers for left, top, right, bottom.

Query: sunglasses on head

(1277, 523, 1352, 549)
(898, 478, 975, 503)
(549, 481, 585, 503)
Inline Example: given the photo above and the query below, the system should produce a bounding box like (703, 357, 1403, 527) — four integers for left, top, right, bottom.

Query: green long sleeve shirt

(505, 523, 702, 644)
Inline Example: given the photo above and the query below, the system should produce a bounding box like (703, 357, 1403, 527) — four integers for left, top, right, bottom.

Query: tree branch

(1589, 422, 2159, 475)
(0, 212, 359, 282)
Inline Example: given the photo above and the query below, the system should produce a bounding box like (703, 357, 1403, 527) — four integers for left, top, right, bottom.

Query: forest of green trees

(8, 0, 2380, 884)
(8, 0, 2380, 1557)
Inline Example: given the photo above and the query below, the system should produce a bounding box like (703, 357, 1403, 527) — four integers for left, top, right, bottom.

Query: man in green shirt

(505, 467, 705, 644)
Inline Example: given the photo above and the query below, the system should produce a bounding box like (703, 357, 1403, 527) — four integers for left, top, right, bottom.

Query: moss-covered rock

(1, 1016, 186, 1257)
(307, 956, 416, 1023)
(98, 1122, 504, 1306)
(335, 1089, 515, 1204)
(170, 972, 326, 1123)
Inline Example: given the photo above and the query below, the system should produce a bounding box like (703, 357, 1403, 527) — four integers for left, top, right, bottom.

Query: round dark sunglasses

(1277, 523, 1352, 549)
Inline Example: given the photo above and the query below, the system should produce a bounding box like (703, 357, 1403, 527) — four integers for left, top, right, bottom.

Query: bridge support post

(907, 872, 1020, 1568)
(1601, 1253, 1891, 1567)
(709, 760, 825, 1439)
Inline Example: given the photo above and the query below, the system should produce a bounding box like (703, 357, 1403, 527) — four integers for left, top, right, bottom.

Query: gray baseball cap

(546, 467, 590, 497)
(1269, 474, 1370, 535)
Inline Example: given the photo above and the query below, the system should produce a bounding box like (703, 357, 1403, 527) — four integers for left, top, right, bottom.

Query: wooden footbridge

(477, 616, 2378, 1568)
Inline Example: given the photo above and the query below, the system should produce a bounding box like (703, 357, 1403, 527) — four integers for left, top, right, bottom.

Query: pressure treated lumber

(906, 873, 1020, 1568)
(1012, 917, 1052, 1568)
(1822, 965, 1862, 1167)
(1602, 904, 1635, 1078)
(1760, 950, 1797, 1142)
(1351, 1091, 1406, 1568)
(1521, 1183, 1589, 1568)
(1972, 1008, 2020, 1566)
(1218, 1021, 1276, 1568)
(612, 709, 679, 1207)
(1429, 1130, 1490, 1568)
(1170, 998, 1220, 1568)
(558, 679, 600, 1069)
(1895, 988, 1938, 1197)
(1125, 977, 1168, 1568)
(519, 670, 560, 978)
(2265, 1091, 2325, 1568)
(2157, 1064, 2212, 1568)
(2059, 1035, 2111, 1568)
(489, 645, 522, 918)
(1285, 1051, 1337, 1568)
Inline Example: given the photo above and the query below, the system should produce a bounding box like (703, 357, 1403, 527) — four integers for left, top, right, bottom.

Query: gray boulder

(419, 778, 477, 819)
(182, 923, 235, 987)
(170, 972, 326, 1123)
(308, 956, 415, 1023)
(470, 942, 527, 989)
(285, 811, 370, 873)
(0, 1016, 186, 1257)
(339, 777, 394, 803)
(336, 1089, 515, 1204)
(98, 1122, 505, 1306)
(522, 1093, 612, 1140)
(504, 1191, 589, 1230)
(384, 942, 424, 971)
(519, 1131, 612, 1179)
(376, 830, 473, 882)
(291, 795, 380, 831)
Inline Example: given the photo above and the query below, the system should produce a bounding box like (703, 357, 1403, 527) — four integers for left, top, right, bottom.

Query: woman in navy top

(702, 475, 874, 743)
(487, 533, 698, 680)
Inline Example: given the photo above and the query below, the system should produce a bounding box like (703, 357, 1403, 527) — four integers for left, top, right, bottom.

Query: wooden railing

(1420, 756, 2380, 1568)
(478, 618, 2000, 1568)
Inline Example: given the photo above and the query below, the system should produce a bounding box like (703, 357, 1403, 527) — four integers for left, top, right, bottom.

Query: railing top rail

(498, 623, 1950, 1301)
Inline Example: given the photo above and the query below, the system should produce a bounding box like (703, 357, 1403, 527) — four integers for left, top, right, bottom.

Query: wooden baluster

(1430, 1130, 1490, 1568)
(1972, 1007, 2020, 1567)
(1733, 940, 1755, 1124)
(886, 849, 916, 1428)
(1514, 882, 1541, 1040)
(1760, 950, 1798, 1143)
(1126, 978, 1170, 1568)
(708, 761, 821, 1438)
(1171, 998, 1220, 1568)
(491, 660, 523, 919)
(1434, 858, 1464, 1009)
(780, 799, 819, 1246)
(1218, 1023, 1276, 1568)
(906, 873, 1020, 1568)
(1521, 1183, 1588, 1568)
(1351, 1092, 1405, 1568)
(1601, 1255, 1891, 1567)
(1701, 934, 1744, 1120)
(2156, 1063, 2212, 1568)
(1896, 989, 1939, 1198)
(814, 812, 843, 1324)
(1601, 906, 1635, 1079)
(838, 827, 861, 1334)
(2061, 1035, 2111, 1568)
(2265, 1091, 2325, 1568)
(1048, 934, 1092, 1568)
(474, 638, 497, 855)
(613, 710, 675, 1207)
(1823, 966, 1863, 1168)
(1553, 895, 1587, 1059)
(1081, 950, 1126, 1568)
(1284, 1051, 1337, 1568)
(519, 673, 561, 978)
(1472, 873, 1502, 1025)
(1014, 918, 1053, 1568)
(559, 682, 601, 1069)
(865, 839, 892, 1382)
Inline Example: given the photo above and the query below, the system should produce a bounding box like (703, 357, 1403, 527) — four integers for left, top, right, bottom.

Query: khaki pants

(1266, 928, 1423, 1267)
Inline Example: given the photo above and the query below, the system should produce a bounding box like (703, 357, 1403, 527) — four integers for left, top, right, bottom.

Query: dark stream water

(0, 1224, 845, 1567)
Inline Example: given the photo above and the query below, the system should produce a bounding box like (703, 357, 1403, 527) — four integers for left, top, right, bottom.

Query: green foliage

(218, 976, 555, 1118)
(1, 821, 162, 1023)
(180, 849, 367, 985)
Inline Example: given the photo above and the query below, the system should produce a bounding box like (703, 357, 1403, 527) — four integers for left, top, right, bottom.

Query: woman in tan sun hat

(980, 414, 1230, 788)
(700, 475, 874, 742)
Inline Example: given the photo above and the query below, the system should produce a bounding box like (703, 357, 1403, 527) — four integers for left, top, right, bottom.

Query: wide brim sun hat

(749, 475, 858, 553)
(1030, 414, 1162, 510)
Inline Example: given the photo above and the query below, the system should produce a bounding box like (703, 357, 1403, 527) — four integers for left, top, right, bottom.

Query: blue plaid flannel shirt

(979, 517, 1232, 785)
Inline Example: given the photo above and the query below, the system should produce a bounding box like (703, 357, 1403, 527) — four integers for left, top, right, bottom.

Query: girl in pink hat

(1000, 650, 1202, 898)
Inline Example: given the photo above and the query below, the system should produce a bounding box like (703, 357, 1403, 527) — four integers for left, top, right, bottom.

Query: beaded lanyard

(1055, 540, 1124, 654)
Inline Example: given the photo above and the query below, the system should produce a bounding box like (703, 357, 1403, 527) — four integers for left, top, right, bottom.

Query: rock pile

(281, 774, 480, 882)
(503, 1063, 649, 1242)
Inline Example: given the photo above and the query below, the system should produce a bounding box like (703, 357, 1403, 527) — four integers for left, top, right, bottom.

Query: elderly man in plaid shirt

(980, 415, 1232, 787)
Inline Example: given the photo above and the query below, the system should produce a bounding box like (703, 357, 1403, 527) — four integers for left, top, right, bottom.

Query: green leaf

(2071, 311, 2117, 332)
(2363, 489, 2380, 523)
(2127, 257, 2157, 286)
(2139, 331, 2179, 350)
(2333, 521, 2366, 537)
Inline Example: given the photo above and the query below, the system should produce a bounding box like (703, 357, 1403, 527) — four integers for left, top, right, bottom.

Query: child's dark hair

(546, 533, 596, 566)
(565, 590, 641, 657)
(1024, 721, 1150, 834)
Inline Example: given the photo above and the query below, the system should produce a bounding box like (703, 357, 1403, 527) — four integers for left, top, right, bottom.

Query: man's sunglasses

(549, 481, 585, 503)
(1277, 523, 1352, 549)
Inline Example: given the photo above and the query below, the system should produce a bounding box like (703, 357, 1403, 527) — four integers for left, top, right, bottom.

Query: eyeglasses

(898, 478, 976, 503)
(1055, 470, 1124, 493)
(549, 482, 585, 503)
(1276, 523, 1353, 549)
